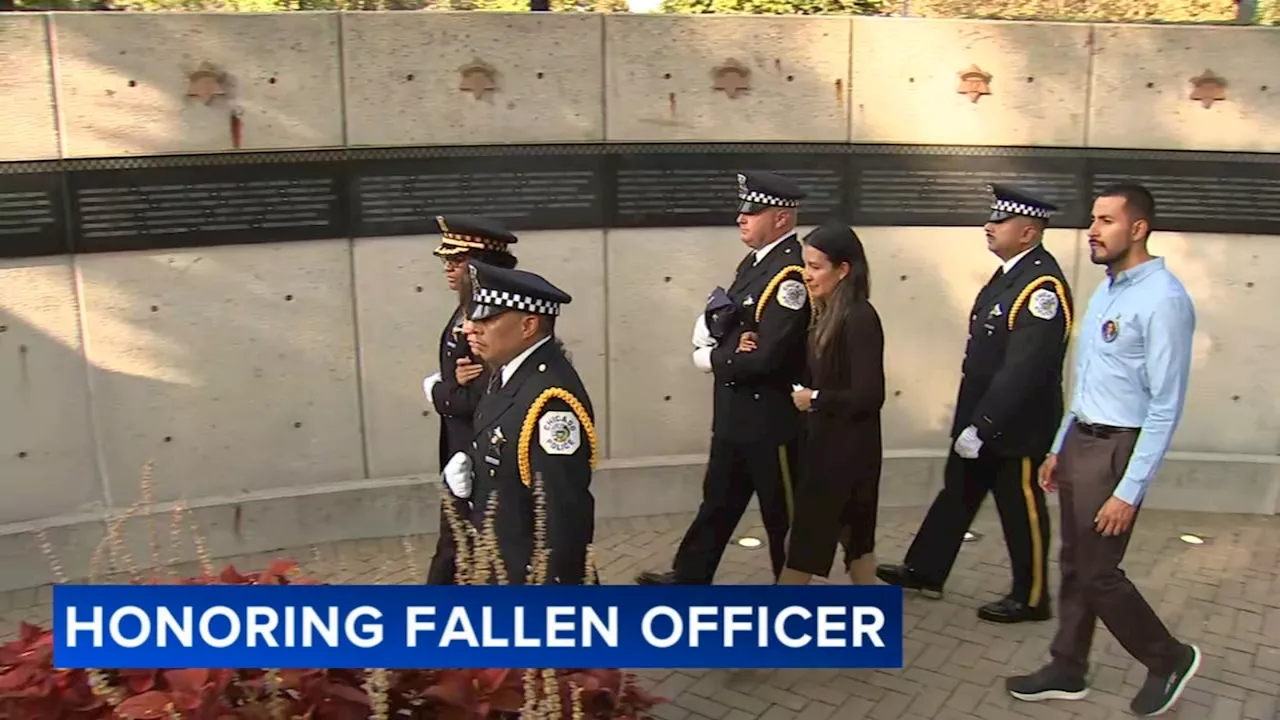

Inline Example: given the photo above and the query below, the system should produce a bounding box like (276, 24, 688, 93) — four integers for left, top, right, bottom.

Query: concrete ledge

(0, 451, 1272, 593)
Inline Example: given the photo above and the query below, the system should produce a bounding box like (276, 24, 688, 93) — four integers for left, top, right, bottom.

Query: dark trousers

(905, 451, 1052, 607)
(672, 436, 799, 583)
(425, 496, 472, 585)
(1050, 422, 1182, 678)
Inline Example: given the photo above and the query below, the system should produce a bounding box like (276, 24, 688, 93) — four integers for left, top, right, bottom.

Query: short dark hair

(1097, 183, 1156, 230)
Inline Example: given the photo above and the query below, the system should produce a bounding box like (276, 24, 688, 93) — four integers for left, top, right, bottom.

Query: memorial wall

(1, 11, 1278, 590)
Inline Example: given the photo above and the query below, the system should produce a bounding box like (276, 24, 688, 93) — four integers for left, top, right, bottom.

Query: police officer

(421, 215, 519, 585)
(636, 171, 812, 585)
(877, 184, 1073, 624)
(439, 261, 597, 585)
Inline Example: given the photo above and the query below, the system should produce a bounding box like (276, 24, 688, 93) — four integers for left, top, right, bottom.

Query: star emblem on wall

(186, 61, 228, 105)
(711, 59, 751, 100)
(957, 64, 993, 104)
(458, 58, 498, 100)
(1189, 69, 1227, 109)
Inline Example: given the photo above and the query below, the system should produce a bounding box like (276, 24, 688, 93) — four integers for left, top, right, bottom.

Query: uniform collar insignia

(743, 295, 756, 306)
(490, 426, 506, 450)
(989, 303, 1003, 317)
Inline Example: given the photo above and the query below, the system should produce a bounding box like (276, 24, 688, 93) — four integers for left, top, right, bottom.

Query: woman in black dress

(778, 220, 886, 585)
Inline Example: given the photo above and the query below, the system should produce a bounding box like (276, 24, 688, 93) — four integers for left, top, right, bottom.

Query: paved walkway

(3, 504, 1278, 720)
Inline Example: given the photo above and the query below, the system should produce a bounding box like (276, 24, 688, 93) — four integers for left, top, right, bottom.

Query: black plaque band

(2, 143, 1277, 258)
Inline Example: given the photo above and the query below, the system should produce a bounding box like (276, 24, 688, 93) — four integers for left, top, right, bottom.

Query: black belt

(1074, 420, 1139, 439)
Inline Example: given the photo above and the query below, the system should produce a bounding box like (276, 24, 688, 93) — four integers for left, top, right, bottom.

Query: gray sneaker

(1130, 644, 1201, 717)
(1006, 663, 1089, 702)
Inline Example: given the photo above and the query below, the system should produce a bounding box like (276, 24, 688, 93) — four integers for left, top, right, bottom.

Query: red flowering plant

(1, 468, 666, 719)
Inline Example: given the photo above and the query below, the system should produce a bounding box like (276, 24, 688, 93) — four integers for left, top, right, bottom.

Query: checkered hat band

(738, 190, 799, 208)
(441, 232, 509, 252)
(472, 287, 561, 316)
(992, 199, 1051, 219)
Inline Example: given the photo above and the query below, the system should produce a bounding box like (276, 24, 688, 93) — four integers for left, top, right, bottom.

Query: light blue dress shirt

(1050, 257, 1196, 505)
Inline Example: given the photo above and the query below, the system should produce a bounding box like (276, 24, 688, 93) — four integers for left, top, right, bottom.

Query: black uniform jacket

(950, 243, 1074, 459)
(467, 338, 596, 585)
(430, 305, 489, 472)
(709, 233, 812, 445)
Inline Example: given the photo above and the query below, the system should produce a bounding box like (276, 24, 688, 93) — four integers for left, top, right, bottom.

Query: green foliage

(2, 0, 1265, 25)
(1259, 0, 1280, 23)
(659, 0, 890, 14)
(906, 0, 1237, 21)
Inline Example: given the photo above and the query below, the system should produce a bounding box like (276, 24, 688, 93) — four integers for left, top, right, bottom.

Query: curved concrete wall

(2, 12, 1278, 590)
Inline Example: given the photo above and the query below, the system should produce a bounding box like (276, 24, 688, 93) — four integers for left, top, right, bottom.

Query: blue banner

(53, 584, 903, 670)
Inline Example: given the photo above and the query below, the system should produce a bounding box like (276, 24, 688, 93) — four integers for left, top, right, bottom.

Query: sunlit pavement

(4, 504, 1277, 720)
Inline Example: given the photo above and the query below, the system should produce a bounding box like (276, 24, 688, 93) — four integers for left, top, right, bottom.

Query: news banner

(52, 585, 904, 669)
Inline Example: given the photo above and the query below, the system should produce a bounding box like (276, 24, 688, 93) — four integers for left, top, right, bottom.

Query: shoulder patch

(1028, 287, 1059, 320)
(777, 279, 807, 311)
(539, 410, 581, 455)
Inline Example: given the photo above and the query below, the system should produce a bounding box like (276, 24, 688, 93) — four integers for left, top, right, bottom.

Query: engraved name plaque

(68, 163, 343, 254)
(353, 155, 603, 236)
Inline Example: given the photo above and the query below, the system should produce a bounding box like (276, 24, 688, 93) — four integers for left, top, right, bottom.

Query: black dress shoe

(978, 597, 1052, 624)
(874, 563, 943, 599)
(635, 570, 678, 585)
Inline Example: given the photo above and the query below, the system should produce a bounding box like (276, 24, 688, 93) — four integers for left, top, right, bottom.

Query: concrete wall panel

(342, 13, 604, 147)
(605, 227, 759, 459)
(353, 230, 608, 479)
(0, 257, 100, 524)
(850, 17, 1091, 147)
(0, 15, 59, 162)
(351, 236, 451, 480)
(1088, 25, 1280, 152)
(50, 13, 343, 158)
(604, 15, 851, 143)
(76, 240, 364, 507)
(858, 227, 1081, 450)
(1068, 233, 1279, 456)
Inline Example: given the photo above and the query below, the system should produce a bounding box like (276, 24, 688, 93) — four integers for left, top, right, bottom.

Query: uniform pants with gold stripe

(904, 451, 1051, 608)
(671, 436, 799, 584)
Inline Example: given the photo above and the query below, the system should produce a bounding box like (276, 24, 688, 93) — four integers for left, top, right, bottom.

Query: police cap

(466, 261, 572, 321)
(737, 171, 806, 214)
(987, 183, 1058, 224)
(433, 215, 518, 258)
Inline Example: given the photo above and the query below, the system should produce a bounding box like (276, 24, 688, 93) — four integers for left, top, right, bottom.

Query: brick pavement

(3, 504, 1278, 720)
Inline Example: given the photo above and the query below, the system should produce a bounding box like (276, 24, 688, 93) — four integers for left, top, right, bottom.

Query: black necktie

(487, 367, 504, 394)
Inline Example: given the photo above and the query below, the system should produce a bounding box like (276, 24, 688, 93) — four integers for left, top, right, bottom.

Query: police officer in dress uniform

(877, 184, 1074, 624)
(635, 171, 812, 586)
(422, 216, 519, 585)
(438, 261, 598, 585)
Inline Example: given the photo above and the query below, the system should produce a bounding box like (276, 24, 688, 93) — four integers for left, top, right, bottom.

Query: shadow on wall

(8, 13, 1273, 530)
(50, 13, 344, 157)
(1, 255, 172, 526)
(67, 241, 382, 510)
(602, 14, 853, 142)
(340, 12, 609, 147)
(1087, 24, 1280, 153)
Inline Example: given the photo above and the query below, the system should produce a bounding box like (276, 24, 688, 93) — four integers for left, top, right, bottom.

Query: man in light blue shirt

(1006, 183, 1201, 718)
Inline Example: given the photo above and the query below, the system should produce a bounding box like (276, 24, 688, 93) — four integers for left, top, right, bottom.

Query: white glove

(953, 425, 983, 460)
(692, 314, 716, 349)
(442, 451, 472, 499)
(422, 372, 443, 406)
(692, 346, 713, 373)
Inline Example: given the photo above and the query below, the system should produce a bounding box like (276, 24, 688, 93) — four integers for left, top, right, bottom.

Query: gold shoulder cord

(755, 265, 810, 324)
(518, 387, 600, 488)
(1008, 275, 1073, 338)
